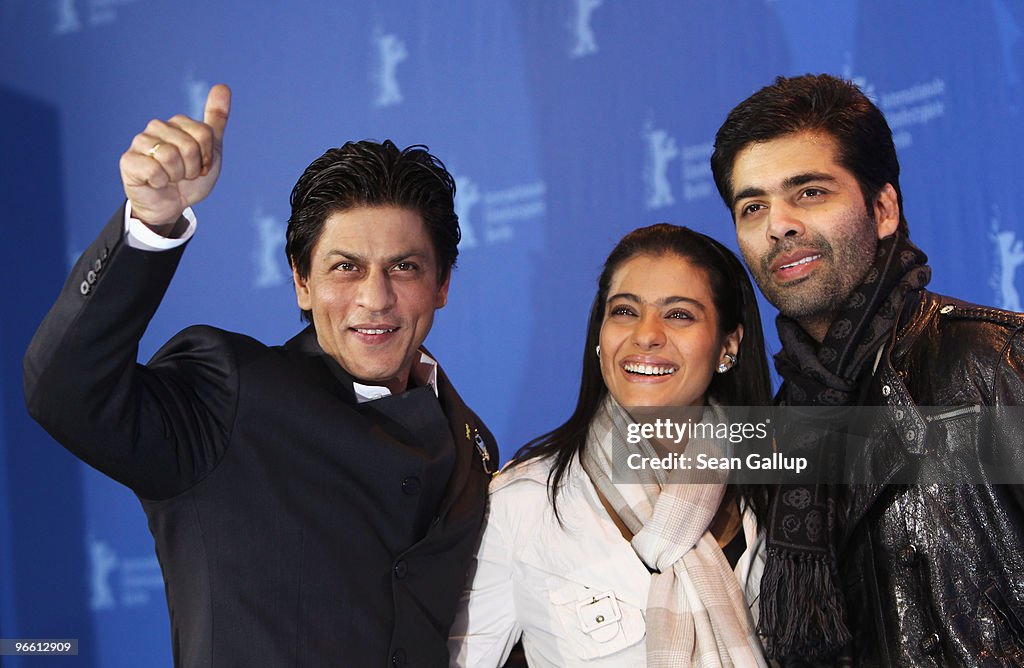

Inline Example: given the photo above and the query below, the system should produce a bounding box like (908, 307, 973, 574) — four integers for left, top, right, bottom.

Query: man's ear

(292, 262, 312, 311)
(435, 271, 451, 309)
(874, 183, 900, 239)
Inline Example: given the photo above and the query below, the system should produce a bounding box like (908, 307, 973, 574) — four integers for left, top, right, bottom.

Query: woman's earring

(595, 345, 601, 359)
(717, 353, 737, 373)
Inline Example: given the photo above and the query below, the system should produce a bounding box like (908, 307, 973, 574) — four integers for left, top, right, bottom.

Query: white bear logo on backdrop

(53, 0, 81, 34)
(88, 536, 118, 612)
(372, 30, 408, 108)
(454, 175, 481, 249)
(991, 212, 1024, 311)
(569, 0, 603, 58)
(252, 208, 289, 289)
(185, 74, 209, 121)
(643, 122, 679, 210)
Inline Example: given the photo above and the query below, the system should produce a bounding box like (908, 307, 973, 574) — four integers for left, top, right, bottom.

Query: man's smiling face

(729, 130, 898, 340)
(293, 206, 449, 393)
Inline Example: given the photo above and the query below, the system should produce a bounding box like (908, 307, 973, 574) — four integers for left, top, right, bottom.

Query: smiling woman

(448, 224, 773, 667)
(599, 254, 741, 410)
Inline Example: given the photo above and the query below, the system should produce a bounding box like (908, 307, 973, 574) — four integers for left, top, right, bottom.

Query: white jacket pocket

(545, 576, 645, 659)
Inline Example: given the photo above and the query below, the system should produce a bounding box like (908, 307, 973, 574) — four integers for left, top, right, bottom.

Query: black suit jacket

(23, 206, 497, 667)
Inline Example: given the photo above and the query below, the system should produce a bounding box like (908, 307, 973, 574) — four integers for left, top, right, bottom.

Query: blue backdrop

(1, 1, 1022, 665)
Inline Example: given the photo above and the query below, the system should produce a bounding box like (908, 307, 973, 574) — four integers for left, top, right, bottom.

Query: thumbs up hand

(119, 84, 232, 231)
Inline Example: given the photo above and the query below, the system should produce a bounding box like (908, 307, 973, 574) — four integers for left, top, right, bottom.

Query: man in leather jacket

(709, 74, 1024, 666)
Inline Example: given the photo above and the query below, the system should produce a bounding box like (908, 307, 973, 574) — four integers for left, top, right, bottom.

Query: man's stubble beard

(746, 209, 879, 335)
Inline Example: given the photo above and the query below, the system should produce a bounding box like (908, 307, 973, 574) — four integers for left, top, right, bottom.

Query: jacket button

(401, 476, 421, 495)
(86, 270, 97, 284)
(101, 247, 109, 260)
(393, 560, 408, 579)
(939, 305, 954, 315)
(391, 648, 406, 666)
(898, 544, 918, 566)
(919, 632, 941, 656)
(882, 385, 892, 397)
(92, 258, 103, 272)
(79, 281, 91, 295)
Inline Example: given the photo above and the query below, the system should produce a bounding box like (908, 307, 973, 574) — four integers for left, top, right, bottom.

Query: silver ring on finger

(145, 142, 162, 158)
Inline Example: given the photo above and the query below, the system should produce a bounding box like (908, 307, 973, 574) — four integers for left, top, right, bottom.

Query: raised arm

(23, 85, 239, 500)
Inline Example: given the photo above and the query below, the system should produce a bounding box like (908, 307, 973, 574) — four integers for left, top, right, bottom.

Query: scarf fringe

(757, 547, 851, 660)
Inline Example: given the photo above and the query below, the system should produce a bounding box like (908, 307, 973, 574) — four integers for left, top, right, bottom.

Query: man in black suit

(23, 84, 497, 667)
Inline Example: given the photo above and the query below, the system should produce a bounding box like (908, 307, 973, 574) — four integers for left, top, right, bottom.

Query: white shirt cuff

(124, 200, 197, 251)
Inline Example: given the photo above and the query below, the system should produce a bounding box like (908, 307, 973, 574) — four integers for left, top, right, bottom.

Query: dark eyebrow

(607, 293, 706, 311)
(732, 171, 839, 209)
(324, 250, 365, 264)
(323, 249, 430, 264)
(731, 187, 766, 209)
(782, 171, 837, 190)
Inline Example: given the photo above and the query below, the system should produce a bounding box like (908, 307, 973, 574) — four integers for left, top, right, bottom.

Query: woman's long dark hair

(514, 224, 772, 518)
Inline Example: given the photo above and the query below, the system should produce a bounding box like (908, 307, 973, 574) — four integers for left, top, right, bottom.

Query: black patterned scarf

(758, 231, 931, 661)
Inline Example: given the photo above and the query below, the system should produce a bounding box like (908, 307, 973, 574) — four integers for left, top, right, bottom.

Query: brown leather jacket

(836, 290, 1024, 666)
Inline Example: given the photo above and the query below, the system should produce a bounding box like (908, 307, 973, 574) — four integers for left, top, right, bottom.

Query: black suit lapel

(282, 326, 357, 404)
(426, 353, 499, 519)
(282, 331, 492, 520)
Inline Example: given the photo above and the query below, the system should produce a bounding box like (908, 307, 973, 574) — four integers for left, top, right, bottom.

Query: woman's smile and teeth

(620, 357, 679, 379)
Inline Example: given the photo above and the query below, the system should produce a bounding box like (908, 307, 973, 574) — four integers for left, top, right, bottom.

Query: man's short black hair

(286, 140, 460, 322)
(711, 73, 908, 234)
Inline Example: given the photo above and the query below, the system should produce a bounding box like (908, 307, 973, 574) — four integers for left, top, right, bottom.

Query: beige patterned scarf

(580, 395, 767, 668)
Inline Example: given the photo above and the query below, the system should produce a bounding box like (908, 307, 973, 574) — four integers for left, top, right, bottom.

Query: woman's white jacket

(448, 455, 765, 667)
